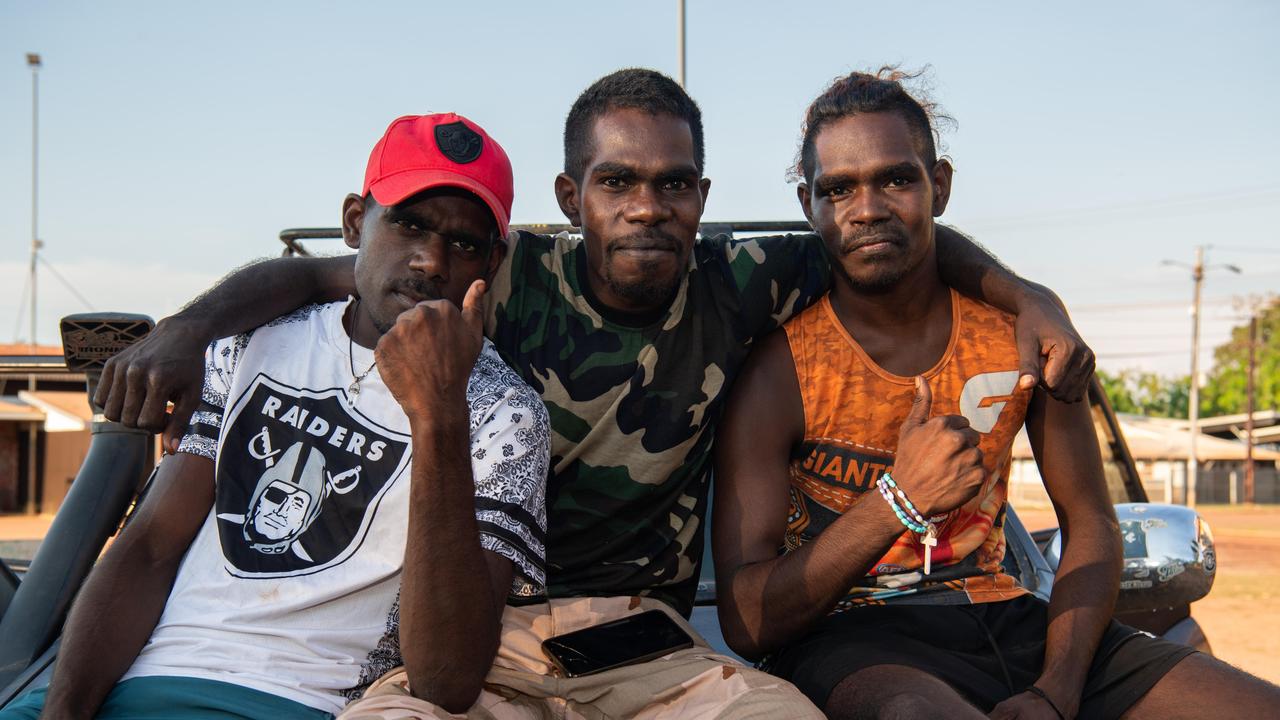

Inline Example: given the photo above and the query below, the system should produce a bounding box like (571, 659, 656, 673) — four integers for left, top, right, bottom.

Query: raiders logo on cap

(434, 121, 483, 164)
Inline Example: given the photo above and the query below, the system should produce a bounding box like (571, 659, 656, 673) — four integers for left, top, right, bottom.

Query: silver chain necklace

(347, 301, 377, 406)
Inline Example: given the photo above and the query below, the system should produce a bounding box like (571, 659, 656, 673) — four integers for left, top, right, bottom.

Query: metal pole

(29, 54, 41, 352)
(1187, 246, 1203, 508)
(25, 53, 42, 516)
(677, 0, 686, 88)
(1245, 314, 1257, 504)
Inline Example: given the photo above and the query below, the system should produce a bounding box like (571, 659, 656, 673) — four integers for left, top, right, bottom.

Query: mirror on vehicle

(1042, 503, 1215, 613)
(59, 313, 154, 406)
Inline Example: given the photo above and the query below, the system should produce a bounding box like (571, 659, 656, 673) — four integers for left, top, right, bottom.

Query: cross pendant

(922, 525, 938, 575)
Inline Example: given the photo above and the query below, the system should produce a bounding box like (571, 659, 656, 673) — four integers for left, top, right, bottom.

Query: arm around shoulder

(934, 225, 1095, 402)
(95, 254, 357, 452)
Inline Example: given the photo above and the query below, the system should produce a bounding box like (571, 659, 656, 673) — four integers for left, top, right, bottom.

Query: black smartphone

(541, 609, 696, 678)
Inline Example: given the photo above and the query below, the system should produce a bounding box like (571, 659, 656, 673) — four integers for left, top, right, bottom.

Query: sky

(1, 0, 1278, 377)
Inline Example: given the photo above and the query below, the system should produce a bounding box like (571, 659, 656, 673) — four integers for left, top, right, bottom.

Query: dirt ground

(1017, 504, 1280, 685)
(0, 513, 52, 561)
(5, 505, 1280, 684)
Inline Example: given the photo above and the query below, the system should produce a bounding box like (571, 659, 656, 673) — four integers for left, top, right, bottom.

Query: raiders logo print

(434, 121, 483, 164)
(214, 375, 410, 578)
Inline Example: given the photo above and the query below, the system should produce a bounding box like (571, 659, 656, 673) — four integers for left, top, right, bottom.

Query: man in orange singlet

(712, 70, 1280, 720)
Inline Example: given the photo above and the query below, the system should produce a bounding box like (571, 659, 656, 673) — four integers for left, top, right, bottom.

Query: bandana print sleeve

(176, 331, 253, 462)
(466, 342, 550, 598)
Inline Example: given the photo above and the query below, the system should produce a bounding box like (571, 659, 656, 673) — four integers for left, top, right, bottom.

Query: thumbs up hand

(892, 376, 987, 518)
(376, 279, 487, 420)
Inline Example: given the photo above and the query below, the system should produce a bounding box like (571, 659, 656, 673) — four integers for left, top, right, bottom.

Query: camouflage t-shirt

(486, 231, 828, 615)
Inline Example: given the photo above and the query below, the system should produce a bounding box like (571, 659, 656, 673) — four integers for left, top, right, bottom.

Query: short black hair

(563, 68, 705, 181)
(795, 67, 951, 183)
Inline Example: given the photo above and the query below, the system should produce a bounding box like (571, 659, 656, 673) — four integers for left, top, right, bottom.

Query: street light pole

(24, 52, 41, 516)
(677, 0, 686, 88)
(27, 53, 41, 352)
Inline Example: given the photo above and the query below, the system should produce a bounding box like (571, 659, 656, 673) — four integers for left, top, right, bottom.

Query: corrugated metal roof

(0, 398, 45, 422)
(1013, 413, 1280, 462)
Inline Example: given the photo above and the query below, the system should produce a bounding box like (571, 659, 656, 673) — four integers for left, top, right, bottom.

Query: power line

(37, 254, 96, 310)
(1077, 316, 1201, 324)
(1096, 350, 1189, 359)
(1070, 297, 1235, 313)
(1086, 333, 1195, 340)
(1214, 245, 1280, 255)
(960, 185, 1280, 231)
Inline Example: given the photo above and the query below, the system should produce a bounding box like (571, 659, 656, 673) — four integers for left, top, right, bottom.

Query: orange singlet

(782, 290, 1034, 611)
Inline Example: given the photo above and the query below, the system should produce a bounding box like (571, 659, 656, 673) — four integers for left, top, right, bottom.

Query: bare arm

(399, 419, 511, 711)
(95, 255, 357, 451)
(990, 388, 1120, 720)
(375, 280, 510, 712)
(935, 225, 1095, 402)
(41, 453, 214, 720)
(712, 332, 987, 659)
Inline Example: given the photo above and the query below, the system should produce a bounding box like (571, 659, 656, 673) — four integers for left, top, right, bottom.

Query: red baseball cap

(362, 113, 514, 239)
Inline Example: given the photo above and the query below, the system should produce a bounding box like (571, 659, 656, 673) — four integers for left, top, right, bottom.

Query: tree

(1099, 297, 1278, 419)
(1201, 296, 1279, 416)
(1096, 368, 1189, 418)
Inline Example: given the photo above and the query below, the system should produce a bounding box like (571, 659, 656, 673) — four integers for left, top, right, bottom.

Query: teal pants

(0, 676, 334, 719)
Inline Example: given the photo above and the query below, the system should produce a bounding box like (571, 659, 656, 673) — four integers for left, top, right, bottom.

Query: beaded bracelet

(879, 473, 927, 527)
(877, 483, 928, 534)
(875, 472, 939, 574)
(875, 475, 925, 532)
(875, 474, 926, 528)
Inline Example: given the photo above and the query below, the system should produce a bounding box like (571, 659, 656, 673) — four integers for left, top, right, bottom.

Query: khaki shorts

(338, 596, 822, 719)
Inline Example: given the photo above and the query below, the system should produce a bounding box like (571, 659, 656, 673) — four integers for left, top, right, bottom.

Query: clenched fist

(891, 376, 986, 518)
(375, 279, 486, 420)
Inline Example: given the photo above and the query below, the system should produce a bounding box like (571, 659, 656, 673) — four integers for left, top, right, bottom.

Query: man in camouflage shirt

(96, 69, 1094, 717)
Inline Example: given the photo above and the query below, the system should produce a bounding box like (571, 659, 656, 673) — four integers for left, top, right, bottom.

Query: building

(0, 344, 93, 515)
(1198, 410, 1280, 451)
(1010, 413, 1280, 507)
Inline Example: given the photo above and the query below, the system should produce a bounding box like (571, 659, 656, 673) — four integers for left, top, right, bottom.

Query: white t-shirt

(122, 301, 549, 713)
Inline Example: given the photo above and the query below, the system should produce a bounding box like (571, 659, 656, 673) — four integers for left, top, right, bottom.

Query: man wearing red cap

(0, 114, 549, 719)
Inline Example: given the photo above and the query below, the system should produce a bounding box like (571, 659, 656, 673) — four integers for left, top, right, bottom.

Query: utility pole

(1188, 247, 1203, 508)
(27, 52, 42, 352)
(1164, 247, 1240, 508)
(1245, 313, 1257, 504)
(676, 0, 686, 88)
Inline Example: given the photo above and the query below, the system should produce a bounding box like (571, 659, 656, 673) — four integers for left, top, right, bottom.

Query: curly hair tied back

(792, 66, 954, 184)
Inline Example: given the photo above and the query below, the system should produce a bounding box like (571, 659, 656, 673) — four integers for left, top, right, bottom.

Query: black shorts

(768, 594, 1195, 719)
